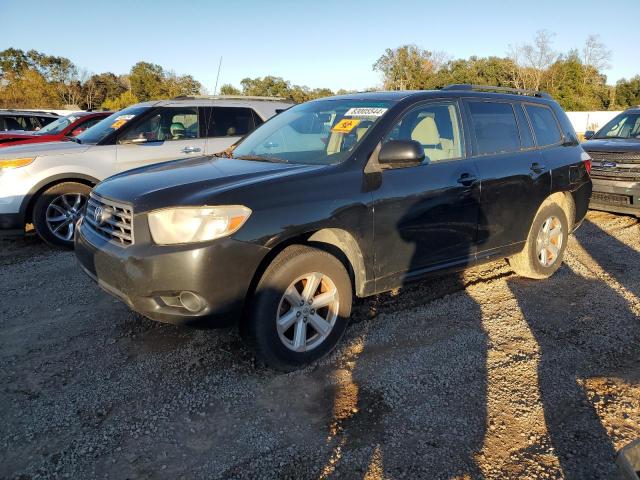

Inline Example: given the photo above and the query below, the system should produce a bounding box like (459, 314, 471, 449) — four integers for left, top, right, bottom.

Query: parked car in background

(0, 96, 292, 247)
(74, 85, 592, 370)
(0, 110, 59, 131)
(582, 106, 640, 217)
(0, 111, 112, 148)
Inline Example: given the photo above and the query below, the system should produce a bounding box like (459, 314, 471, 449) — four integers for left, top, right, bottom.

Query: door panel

(116, 139, 207, 173)
(372, 100, 479, 287)
(205, 136, 241, 155)
(474, 150, 550, 254)
(373, 158, 480, 285)
(463, 99, 551, 255)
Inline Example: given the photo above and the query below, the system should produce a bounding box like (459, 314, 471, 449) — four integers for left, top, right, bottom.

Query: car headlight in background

(0, 157, 35, 169)
(148, 205, 252, 245)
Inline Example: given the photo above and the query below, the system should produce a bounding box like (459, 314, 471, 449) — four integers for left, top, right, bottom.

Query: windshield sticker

(110, 114, 135, 129)
(331, 118, 361, 133)
(344, 107, 388, 118)
(67, 116, 78, 122)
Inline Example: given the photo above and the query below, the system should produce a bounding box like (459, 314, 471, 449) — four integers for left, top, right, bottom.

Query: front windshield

(75, 106, 148, 145)
(595, 112, 640, 139)
(35, 114, 77, 135)
(232, 99, 393, 165)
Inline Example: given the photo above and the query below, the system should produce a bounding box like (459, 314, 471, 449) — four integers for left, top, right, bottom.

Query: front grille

(84, 193, 134, 246)
(590, 168, 640, 181)
(588, 151, 640, 163)
(591, 191, 632, 206)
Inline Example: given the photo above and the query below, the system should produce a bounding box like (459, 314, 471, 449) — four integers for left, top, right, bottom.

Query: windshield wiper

(67, 137, 82, 144)
(233, 155, 288, 163)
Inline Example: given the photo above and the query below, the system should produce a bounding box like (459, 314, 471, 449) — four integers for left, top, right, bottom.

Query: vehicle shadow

(311, 190, 489, 479)
(506, 260, 640, 478)
(574, 215, 640, 299)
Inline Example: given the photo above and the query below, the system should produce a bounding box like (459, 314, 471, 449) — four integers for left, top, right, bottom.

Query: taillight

(580, 151, 592, 174)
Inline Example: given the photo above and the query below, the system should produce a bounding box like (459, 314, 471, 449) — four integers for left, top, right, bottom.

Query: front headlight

(147, 205, 252, 245)
(0, 157, 35, 169)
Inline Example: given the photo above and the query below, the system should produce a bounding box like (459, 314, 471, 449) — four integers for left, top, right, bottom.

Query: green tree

(219, 83, 241, 95)
(129, 61, 165, 101)
(373, 45, 445, 90)
(615, 76, 640, 108)
(101, 90, 139, 110)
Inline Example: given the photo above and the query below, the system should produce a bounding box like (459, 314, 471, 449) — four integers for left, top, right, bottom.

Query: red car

(0, 111, 112, 148)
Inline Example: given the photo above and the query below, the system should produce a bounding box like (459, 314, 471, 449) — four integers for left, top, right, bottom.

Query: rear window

(468, 101, 520, 155)
(525, 104, 562, 146)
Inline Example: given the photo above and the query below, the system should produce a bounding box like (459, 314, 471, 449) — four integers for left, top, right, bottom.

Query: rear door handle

(181, 146, 202, 154)
(457, 173, 478, 186)
(530, 162, 546, 174)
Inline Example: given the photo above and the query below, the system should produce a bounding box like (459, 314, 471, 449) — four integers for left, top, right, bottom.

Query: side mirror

(378, 140, 425, 168)
(584, 130, 595, 140)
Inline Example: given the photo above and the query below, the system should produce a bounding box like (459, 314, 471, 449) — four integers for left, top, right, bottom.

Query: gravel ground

(0, 211, 638, 480)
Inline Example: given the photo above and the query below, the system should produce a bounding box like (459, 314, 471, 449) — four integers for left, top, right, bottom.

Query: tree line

(1, 31, 639, 112)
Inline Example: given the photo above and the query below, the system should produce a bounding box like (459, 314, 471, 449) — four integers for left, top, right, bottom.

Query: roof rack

(442, 84, 552, 99)
(172, 95, 293, 103)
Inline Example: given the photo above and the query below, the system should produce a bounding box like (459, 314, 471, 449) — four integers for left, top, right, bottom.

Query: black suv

(582, 107, 640, 217)
(75, 85, 592, 370)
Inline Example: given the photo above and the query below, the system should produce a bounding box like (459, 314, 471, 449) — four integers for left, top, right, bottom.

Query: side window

(384, 102, 464, 162)
(252, 110, 264, 128)
(207, 107, 255, 137)
(73, 117, 102, 134)
(14, 116, 29, 130)
(119, 108, 199, 143)
(515, 104, 535, 148)
(524, 104, 562, 147)
(468, 101, 521, 155)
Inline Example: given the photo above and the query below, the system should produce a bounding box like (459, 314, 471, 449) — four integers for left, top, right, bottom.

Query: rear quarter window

(524, 104, 562, 147)
(467, 101, 521, 155)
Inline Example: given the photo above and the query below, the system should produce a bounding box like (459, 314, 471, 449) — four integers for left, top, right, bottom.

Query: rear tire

(33, 182, 91, 249)
(508, 201, 569, 279)
(246, 245, 352, 371)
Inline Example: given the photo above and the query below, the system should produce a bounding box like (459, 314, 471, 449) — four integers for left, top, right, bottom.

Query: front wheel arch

(22, 174, 99, 224)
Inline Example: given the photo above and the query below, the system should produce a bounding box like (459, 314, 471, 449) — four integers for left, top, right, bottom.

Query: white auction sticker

(344, 107, 388, 117)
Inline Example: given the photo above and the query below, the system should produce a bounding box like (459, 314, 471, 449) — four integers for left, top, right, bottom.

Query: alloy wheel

(45, 193, 86, 242)
(535, 215, 563, 267)
(276, 272, 340, 352)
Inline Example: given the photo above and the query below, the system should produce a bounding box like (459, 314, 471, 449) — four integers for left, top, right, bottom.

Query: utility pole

(213, 57, 222, 95)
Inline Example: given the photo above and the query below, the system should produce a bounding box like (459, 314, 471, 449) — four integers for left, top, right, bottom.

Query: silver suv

(0, 96, 291, 247)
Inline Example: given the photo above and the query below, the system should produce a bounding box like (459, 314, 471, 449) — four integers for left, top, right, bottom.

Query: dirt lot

(1, 211, 639, 480)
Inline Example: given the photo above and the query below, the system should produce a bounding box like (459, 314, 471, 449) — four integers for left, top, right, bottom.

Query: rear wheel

(246, 245, 352, 371)
(508, 201, 569, 279)
(33, 182, 91, 248)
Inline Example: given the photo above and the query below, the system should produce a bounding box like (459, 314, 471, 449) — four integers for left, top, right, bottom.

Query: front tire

(33, 182, 91, 249)
(508, 201, 569, 279)
(246, 245, 353, 371)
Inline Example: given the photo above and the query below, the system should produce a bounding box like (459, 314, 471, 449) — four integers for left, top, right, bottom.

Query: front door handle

(457, 173, 478, 186)
(181, 146, 202, 154)
(530, 162, 546, 174)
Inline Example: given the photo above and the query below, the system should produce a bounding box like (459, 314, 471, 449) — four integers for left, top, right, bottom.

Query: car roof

(623, 107, 640, 114)
(133, 96, 293, 109)
(0, 109, 59, 117)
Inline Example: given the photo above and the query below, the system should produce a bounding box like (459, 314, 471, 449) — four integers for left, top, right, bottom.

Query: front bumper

(590, 177, 640, 217)
(74, 217, 270, 325)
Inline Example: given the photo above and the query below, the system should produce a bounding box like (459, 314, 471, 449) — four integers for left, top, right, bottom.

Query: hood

(0, 140, 90, 159)
(95, 156, 322, 211)
(582, 138, 640, 153)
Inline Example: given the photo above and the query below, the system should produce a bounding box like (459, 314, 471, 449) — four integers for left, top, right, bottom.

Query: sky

(1, 0, 639, 93)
